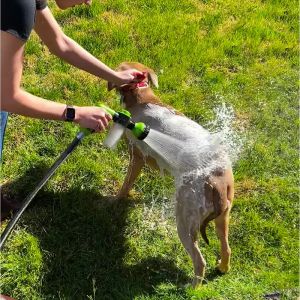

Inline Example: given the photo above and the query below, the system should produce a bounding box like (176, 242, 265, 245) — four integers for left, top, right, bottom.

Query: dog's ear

(107, 81, 117, 91)
(147, 70, 159, 88)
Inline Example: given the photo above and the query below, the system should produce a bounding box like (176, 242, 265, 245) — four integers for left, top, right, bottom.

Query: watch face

(66, 107, 75, 121)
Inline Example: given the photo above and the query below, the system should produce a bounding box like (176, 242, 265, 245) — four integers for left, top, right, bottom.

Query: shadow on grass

(204, 268, 225, 284)
(3, 163, 189, 299)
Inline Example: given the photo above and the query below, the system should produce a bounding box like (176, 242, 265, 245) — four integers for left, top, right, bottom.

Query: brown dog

(108, 62, 234, 287)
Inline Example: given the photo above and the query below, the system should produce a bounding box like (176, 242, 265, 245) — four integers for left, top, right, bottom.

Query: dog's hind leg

(176, 202, 206, 288)
(214, 207, 231, 273)
(117, 146, 145, 199)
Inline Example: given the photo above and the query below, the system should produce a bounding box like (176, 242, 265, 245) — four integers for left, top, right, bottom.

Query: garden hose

(0, 104, 150, 250)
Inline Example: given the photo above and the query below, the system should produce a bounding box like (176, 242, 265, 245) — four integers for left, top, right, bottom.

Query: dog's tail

(200, 185, 224, 245)
(200, 211, 217, 245)
(200, 171, 234, 245)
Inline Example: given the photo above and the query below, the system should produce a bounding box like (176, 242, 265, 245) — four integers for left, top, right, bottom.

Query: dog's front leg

(116, 146, 145, 199)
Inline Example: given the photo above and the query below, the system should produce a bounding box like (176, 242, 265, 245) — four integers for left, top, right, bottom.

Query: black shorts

(1, 0, 48, 41)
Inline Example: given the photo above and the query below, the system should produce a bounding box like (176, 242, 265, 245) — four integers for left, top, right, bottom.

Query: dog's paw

(192, 276, 204, 289)
(216, 260, 230, 274)
(127, 189, 141, 198)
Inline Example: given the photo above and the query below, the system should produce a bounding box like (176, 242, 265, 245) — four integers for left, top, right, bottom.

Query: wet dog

(108, 62, 234, 287)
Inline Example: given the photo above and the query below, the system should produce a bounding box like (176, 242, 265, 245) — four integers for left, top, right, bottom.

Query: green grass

(1, 0, 299, 299)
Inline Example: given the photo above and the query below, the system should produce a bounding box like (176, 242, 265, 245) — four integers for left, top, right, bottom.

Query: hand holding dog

(114, 69, 144, 86)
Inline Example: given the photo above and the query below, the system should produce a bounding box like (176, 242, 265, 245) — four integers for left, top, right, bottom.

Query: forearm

(2, 90, 66, 120)
(2, 89, 112, 131)
(52, 35, 119, 82)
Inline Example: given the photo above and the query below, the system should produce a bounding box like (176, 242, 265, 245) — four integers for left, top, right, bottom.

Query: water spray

(0, 104, 150, 250)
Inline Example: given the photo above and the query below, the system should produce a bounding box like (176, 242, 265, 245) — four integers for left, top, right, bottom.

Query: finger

(97, 120, 105, 132)
(105, 113, 112, 122)
(132, 71, 143, 77)
(93, 122, 102, 133)
(100, 116, 109, 128)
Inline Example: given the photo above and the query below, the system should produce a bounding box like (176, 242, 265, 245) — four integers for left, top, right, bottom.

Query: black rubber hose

(0, 132, 85, 250)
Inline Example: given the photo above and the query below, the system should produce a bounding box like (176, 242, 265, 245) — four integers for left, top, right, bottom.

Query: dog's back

(126, 103, 224, 174)
(128, 103, 208, 139)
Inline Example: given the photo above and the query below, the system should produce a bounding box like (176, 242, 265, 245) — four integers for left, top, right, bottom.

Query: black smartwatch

(64, 105, 76, 122)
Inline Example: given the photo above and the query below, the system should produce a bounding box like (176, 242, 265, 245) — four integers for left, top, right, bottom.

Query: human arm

(34, 7, 139, 85)
(55, 0, 92, 10)
(0, 31, 111, 131)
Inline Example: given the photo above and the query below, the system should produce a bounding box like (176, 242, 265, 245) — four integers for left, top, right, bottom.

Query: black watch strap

(64, 105, 76, 122)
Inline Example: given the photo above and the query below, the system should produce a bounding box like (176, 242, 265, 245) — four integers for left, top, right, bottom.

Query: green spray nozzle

(99, 103, 150, 140)
(131, 122, 150, 140)
(99, 103, 117, 117)
(99, 104, 132, 129)
(80, 103, 150, 140)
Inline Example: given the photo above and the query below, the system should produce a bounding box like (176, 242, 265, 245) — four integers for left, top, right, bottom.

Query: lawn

(0, 0, 299, 299)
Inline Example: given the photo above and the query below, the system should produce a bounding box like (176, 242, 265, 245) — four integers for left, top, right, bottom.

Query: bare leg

(214, 208, 231, 273)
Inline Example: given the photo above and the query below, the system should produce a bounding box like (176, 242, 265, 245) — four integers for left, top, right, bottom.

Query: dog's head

(107, 62, 160, 108)
(107, 62, 159, 93)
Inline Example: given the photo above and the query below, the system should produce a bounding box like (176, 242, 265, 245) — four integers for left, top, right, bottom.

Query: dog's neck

(120, 87, 161, 109)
